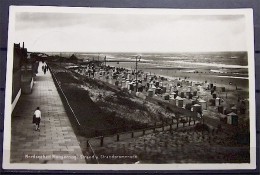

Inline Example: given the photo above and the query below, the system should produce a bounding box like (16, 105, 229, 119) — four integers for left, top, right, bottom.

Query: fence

(86, 116, 200, 148)
(49, 66, 81, 126)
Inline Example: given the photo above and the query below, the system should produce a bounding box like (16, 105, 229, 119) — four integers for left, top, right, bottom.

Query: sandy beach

(47, 54, 250, 163)
(85, 126, 250, 164)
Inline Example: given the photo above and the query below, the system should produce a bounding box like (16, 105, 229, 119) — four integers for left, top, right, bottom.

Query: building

(11, 43, 23, 111)
(11, 42, 36, 112)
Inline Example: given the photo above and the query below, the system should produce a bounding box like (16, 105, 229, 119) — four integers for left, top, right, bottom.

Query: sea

(49, 51, 250, 89)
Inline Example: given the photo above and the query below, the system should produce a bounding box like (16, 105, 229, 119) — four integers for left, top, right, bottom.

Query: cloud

(14, 12, 247, 52)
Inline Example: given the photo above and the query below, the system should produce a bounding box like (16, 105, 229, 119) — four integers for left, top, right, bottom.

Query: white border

(3, 6, 256, 170)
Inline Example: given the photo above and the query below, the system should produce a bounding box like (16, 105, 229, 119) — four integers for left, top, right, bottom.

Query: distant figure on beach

(32, 107, 41, 131)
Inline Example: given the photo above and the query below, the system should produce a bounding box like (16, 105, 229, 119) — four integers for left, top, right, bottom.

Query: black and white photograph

(3, 6, 256, 170)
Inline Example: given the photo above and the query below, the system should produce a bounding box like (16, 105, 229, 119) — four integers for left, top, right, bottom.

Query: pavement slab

(11, 62, 86, 164)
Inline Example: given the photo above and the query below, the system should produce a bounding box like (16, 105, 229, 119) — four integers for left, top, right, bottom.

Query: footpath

(11, 62, 86, 163)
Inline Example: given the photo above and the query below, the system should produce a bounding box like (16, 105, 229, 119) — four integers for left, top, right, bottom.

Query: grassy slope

(49, 63, 165, 137)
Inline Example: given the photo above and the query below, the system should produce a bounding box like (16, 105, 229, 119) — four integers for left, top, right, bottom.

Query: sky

(14, 10, 247, 53)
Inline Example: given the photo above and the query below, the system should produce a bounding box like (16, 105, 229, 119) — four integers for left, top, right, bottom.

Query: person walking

(33, 107, 41, 131)
(43, 66, 46, 74)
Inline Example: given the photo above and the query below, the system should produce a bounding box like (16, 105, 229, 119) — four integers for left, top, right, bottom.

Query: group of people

(42, 64, 49, 74)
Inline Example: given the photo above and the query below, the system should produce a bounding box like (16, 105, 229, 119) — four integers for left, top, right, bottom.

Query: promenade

(10, 62, 86, 164)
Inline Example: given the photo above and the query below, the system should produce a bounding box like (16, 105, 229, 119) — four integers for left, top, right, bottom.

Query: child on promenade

(33, 107, 41, 131)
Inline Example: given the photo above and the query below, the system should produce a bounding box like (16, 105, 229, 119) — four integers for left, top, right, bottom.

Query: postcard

(3, 6, 256, 170)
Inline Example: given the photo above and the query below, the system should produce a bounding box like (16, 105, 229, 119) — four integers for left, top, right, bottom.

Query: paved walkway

(11, 62, 86, 163)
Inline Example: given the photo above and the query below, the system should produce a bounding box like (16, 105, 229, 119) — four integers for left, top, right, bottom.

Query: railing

(86, 117, 199, 148)
(49, 66, 81, 126)
(87, 141, 100, 164)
